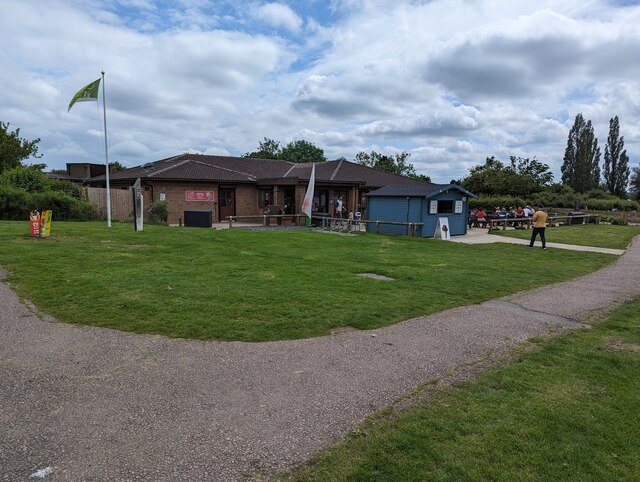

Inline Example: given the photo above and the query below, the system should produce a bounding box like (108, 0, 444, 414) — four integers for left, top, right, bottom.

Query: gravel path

(1, 236, 639, 481)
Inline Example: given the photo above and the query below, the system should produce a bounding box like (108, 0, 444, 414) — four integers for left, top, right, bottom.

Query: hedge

(0, 186, 97, 221)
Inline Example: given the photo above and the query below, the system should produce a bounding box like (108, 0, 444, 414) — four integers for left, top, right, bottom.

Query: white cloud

(253, 3, 303, 32)
(2, 0, 639, 183)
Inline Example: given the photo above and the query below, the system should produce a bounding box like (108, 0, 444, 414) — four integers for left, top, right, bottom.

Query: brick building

(89, 153, 430, 226)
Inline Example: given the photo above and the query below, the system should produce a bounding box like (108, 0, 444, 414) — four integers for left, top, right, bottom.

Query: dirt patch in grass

(606, 337, 640, 354)
(125, 244, 148, 248)
(330, 326, 360, 335)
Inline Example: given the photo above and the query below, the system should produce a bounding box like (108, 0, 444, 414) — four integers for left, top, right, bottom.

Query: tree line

(461, 114, 639, 207)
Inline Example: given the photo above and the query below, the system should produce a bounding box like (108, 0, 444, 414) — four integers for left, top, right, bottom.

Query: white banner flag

(302, 163, 316, 218)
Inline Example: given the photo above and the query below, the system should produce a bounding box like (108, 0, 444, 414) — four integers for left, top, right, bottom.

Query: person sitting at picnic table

(476, 208, 487, 227)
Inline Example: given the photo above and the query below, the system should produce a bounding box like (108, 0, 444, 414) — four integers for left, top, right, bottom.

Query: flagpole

(101, 71, 112, 227)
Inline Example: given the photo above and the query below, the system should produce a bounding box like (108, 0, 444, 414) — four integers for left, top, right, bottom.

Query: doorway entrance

(219, 188, 235, 221)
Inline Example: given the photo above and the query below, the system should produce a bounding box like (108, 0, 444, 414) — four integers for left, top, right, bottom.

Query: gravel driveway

(1, 236, 639, 481)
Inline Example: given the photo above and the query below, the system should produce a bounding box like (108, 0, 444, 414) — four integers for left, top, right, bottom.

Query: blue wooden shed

(365, 184, 478, 237)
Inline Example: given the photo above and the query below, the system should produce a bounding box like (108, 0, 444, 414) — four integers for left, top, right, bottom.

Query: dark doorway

(219, 188, 235, 220)
(283, 188, 295, 214)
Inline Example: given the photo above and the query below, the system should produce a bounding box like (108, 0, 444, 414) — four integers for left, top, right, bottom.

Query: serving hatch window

(437, 200, 453, 214)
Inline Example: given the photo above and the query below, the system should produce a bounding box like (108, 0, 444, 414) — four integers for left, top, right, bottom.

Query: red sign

(185, 191, 214, 202)
(30, 211, 41, 237)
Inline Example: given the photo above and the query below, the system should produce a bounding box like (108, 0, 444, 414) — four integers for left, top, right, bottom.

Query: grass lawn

(492, 224, 640, 249)
(0, 220, 619, 341)
(287, 297, 640, 481)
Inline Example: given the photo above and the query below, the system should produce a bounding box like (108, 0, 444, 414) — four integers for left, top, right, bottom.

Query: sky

(2, 0, 640, 183)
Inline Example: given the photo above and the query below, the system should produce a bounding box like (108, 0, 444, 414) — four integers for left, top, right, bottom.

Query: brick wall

(235, 185, 258, 216)
(151, 182, 217, 225)
(149, 182, 264, 225)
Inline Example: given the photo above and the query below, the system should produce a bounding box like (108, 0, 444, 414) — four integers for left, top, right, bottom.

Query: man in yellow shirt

(529, 206, 548, 249)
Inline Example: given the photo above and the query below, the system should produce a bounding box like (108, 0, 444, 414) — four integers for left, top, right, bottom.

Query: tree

(0, 121, 42, 174)
(279, 140, 326, 163)
(355, 150, 430, 181)
(630, 165, 640, 200)
(244, 137, 282, 159)
(461, 156, 553, 196)
(561, 113, 601, 193)
(0, 165, 49, 193)
(603, 116, 630, 198)
(110, 161, 126, 172)
(244, 138, 326, 163)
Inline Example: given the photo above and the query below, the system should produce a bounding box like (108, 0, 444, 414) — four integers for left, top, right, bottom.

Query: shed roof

(365, 183, 478, 199)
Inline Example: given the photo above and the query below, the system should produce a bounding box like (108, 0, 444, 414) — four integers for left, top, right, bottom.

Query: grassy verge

(0, 221, 617, 341)
(287, 297, 640, 481)
(492, 224, 640, 249)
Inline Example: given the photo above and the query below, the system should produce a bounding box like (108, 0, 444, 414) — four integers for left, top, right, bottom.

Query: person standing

(529, 206, 548, 249)
(336, 196, 343, 219)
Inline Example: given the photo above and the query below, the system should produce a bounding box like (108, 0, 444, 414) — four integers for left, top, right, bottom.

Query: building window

(438, 200, 453, 213)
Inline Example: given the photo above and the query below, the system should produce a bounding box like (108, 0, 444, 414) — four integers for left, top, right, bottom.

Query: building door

(219, 188, 235, 220)
(283, 188, 295, 214)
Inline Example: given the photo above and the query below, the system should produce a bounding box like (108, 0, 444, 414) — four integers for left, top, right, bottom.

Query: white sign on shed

(434, 217, 451, 240)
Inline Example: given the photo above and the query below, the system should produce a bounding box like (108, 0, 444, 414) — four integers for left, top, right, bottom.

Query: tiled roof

(90, 153, 433, 188)
(280, 160, 429, 187)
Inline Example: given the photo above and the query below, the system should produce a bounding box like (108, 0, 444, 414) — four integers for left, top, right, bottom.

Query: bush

(0, 166, 49, 193)
(0, 185, 31, 220)
(0, 186, 97, 221)
(148, 200, 168, 223)
(48, 178, 81, 199)
(469, 196, 526, 210)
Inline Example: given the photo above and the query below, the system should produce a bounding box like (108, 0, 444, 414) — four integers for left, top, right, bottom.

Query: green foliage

(355, 150, 429, 181)
(244, 137, 326, 163)
(0, 121, 42, 174)
(244, 137, 282, 159)
(0, 185, 30, 220)
(148, 200, 168, 223)
(462, 156, 553, 197)
(468, 196, 526, 210)
(0, 166, 49, 192)
(630, 165, 640, 200)
(469, 182, 639, 213)
(561, 113, 601, 193)
(597, 215, 628, 226)
(47, 178, 81, 199)
(603, 116, 630, 198)
(0, 185, 96, 221)
(31, 191, 97, 221)
(0, 165, 94, 220)
(581, 198, 638, 212)
(110, 161, 126, 172)
(280, 139, 326, 163)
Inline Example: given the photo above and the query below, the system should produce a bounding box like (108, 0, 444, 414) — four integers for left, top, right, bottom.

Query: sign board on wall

(429, 200, 438, 214)
(434, 217, 451, 240)
(185, 191, 214, 202)
(455, 200, 463, 214)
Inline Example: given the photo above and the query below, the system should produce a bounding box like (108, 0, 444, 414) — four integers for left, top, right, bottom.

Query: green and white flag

(67, 78, 101, 112)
